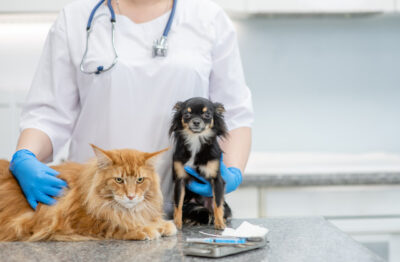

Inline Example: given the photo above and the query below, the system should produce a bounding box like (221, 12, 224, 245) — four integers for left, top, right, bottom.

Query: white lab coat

(20, 0, 253, 214)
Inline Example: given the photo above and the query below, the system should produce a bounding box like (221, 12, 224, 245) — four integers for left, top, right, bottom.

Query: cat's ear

(144, 148, 169, 166)
(90, 144, 113, 169)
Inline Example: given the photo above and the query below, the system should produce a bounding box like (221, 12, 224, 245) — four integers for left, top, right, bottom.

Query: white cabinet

(213, 0, 396, 13)
(261, 185, 400, 217)
(0, 92, 25, 160)
(225, 187, 259, 218)
(0, 0, 73, 12)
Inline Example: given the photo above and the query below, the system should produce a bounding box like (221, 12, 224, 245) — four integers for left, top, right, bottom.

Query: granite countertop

(0, 218, 384, 262)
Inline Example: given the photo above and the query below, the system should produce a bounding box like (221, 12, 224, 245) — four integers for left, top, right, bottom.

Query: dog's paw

(214, 222, 226, 230)
(214, 216, 226, 230)
(174, 217, 183, 230)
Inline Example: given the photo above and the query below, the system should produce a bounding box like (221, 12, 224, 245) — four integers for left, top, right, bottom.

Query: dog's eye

(183, 112, 191, 119)
(114, 177, 124, 184)
(136, 177, 144, 184)
(202, 112, 212, 119)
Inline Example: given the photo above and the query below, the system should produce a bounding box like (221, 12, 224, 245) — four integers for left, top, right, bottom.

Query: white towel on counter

(221, 221, 269, 238)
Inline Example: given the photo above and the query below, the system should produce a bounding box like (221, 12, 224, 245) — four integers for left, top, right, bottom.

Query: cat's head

(89, 144, 167, 211)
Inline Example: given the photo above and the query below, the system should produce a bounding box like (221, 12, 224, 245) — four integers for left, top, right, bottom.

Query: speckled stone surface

(0, 218, 384, 262)
(241, 172, 400, 187)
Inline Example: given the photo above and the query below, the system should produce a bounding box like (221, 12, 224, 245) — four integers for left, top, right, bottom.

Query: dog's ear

(214, 102, 225, 116)
(169, 102, 184, 136)
(173, 101, 184, 111)
(212, 102, 228, 138)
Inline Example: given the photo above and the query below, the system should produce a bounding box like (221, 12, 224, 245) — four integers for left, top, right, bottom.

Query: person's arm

(16, 128, 53, 162)
(219, 127, 251, 174)
(184, 7, 254, 196)
(10, 9, 79, 210)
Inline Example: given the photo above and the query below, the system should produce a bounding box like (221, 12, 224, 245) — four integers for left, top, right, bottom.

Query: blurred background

(0, 0, 399, 261)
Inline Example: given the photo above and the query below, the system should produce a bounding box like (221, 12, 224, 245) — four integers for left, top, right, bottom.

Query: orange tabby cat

(0, 145, 176, 241)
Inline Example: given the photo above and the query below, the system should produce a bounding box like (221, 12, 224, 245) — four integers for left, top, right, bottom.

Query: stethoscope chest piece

(153, 36, 168, 57)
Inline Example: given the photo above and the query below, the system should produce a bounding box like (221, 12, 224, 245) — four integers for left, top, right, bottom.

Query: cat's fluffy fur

(0, 145, 176, 241)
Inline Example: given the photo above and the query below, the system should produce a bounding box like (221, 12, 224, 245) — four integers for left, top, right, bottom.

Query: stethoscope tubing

(87, 0, 115, 30)
(80, 0, 177, 74)
(163, 0, 177, 37)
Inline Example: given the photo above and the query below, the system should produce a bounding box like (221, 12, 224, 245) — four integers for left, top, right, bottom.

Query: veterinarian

(9, 0, 253, 215)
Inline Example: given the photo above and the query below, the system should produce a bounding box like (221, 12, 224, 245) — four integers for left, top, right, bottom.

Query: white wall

(236, 14, 400, 154)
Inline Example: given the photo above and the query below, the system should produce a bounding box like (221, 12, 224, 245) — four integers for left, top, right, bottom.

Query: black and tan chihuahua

(169, 97, 232, 230)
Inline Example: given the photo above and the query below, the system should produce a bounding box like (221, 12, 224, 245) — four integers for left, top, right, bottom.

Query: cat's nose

(127, 194, 135, 200)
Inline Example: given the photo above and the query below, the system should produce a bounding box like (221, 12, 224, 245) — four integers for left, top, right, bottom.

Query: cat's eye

(114, 177, 124, 184)
(136, 177, 144, 184)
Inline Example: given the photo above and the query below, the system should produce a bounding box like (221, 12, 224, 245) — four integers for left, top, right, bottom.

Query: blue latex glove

(184, 156, 242, 197)
(9, 149, 67, 210)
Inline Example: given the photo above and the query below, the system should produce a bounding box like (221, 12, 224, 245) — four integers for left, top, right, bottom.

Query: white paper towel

(221, 221, 269, 238)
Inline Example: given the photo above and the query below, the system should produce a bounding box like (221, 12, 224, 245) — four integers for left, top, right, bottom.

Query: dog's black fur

(169, 97, 232, 229)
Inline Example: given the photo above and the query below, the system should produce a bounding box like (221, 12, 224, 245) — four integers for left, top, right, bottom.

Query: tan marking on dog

(173, 183, 185, 229)
(173, 161, 188, 179)
(181, 119, 189, 129)
(202, 107, 207, 112)
(209, 118, 214, 128)
(198, 159, 219, 179)
(187, 107, 191, 112)
(213, 198, 225, 230)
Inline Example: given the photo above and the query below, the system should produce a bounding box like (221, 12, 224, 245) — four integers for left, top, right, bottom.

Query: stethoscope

(80, 0, 177, 75)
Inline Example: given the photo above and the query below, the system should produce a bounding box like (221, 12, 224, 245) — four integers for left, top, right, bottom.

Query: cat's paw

(143, 226, 161, 240)
(159, 221, 177, 236)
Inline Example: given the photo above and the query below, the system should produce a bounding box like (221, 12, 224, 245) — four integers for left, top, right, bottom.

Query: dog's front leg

(212, 175, 226, 230)
(173, 161, 187, 229)
(200, 160, 226, 230)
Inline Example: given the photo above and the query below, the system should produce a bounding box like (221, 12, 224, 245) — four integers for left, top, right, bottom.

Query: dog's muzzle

(189, 118, 205, 133)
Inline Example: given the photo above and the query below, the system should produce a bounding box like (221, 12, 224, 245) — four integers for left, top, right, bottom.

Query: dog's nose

(192, 119, 201, 126)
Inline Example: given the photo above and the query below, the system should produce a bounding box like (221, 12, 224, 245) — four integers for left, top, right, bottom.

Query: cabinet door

(0, 92, 26, 160)
(262, 185, 400, 217)
(0, 93, 14, 160)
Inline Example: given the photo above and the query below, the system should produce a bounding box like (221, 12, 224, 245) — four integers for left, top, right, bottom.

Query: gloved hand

(9, 149, 67, 210)
(184, 155, 242, 197)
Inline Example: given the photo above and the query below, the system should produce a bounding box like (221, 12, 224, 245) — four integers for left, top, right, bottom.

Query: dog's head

(169, 97, 228, 138)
